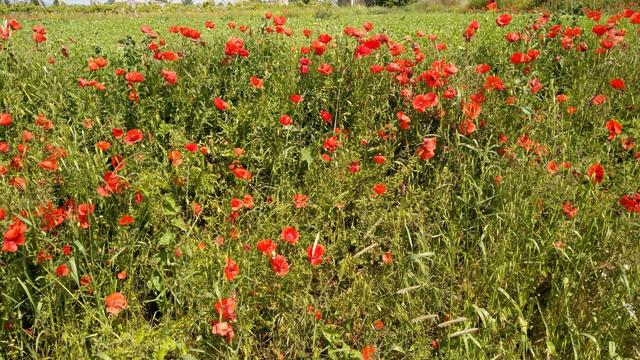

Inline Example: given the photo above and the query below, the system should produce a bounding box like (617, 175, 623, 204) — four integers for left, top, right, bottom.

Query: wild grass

(0, 3, 639, 359)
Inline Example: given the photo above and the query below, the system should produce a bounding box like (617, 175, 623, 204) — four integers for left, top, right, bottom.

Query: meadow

(0, 2, 639, 359)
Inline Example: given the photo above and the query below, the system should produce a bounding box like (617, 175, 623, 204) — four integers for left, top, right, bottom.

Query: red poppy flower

(272, 15, 286, 26)
(179, 27, 200, 40)
(224, 37, 246, 56)
(38, 158, 58, 171)
(463, 102, 481, 120)
(211, 321, 234, 341)
(131, 192, 143, 205)
(140, 24, 157, 38)
(289, 94, 303, 103)
(355, 45, 374, 59)
(88, 57, 108, 71)
(442, 88, 457, 99)
(105, 292, 128, 315)
(35, 251, 50, 263)
(362, 345, 376, 360)
(214, 97, 229, 111)
(35, 114, 54, 131)
(22, 130, 33, 142)
(318, 33, 332, 44)
(605, 119, 623, 140)
(505, 32, 521, 42)
(231, 166, 252, 181)
(382, 251, 393, 264)
(389, 42, 405, 56)
(168, 150, 182, 166)
(310, 41, 326, 55)
(475, 64, 491, 74)
(320, 110, 332, 124)
(32, 24, 46, 35)
(279, 115, 293, 126)
(528, 78, 543, 93)
(8, 19, 21, 30)
(621, 137, 635, 151)
(344, 160, 359, 174)
(416, 137, 437, 160)
(496, 13, 513, 27)
(123, 129, 143, 145)
(161, 69, 177, 85)
(431, 339, 440, 350)
(270, 254, 289, 276)
(293, 194, 308, 209)
(230, 198, 243, 211)
(0, 113, 12, 127)
(281, 227, 299, 244)
(373, 155, 386, 164)
(619, 192, 640, 213)
(469, 92, 485, 104)
(118, 215, 134, 226)
(77, 203, 95, 229)
(125, 71, 145, 83)
(510, 52, 531, 64)
(184, 143, 198, 153)
(396, 111, 411, 130)
(372, 183, 387, 197)
(191, 202, 202, 216)
(250, 76, 263, 89)
(459, 120, 477, 136)
(412, 93, 438, 112)
(32, 32, 47, 43)
(591, 94, 607, 106)
(224, 258, 240, 281)
(97, 171, 129, 197)
(370, 64, 384, 73)
(8, 177, 26, 190)
(586, 163, 604, 184)
(609, 78, 625, 90)
(560, 201, 577, 219)
(2, 218, 27, 253)
(306, 243, 325, 266)
(55, 263, 69, 277)
(257, 239, 277, 256)
(584, 8, 601, 21)
(323, 136, 340, 153)
(317, 63, 333, 75)
(463, 26, 477, 41)
(215, 297, 237, 321)
(242, 195, 254, 208)
(484, 76, 506, 91)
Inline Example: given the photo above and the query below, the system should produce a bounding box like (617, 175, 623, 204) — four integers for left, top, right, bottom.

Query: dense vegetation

(0, 3, 639, 359)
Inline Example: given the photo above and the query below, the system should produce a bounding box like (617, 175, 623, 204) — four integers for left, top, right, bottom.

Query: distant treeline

(0, 0, 634, 14)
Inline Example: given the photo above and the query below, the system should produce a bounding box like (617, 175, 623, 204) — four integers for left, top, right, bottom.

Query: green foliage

(467, 0, 631, 11)
(365, 0, 415, 8)
(0, 4, 639, 360)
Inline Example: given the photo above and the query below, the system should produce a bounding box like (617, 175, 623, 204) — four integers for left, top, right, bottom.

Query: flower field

(0, 3, 639, 359)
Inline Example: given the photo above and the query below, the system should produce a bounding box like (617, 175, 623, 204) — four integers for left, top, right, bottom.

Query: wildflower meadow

(0, 1, 639, 358)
